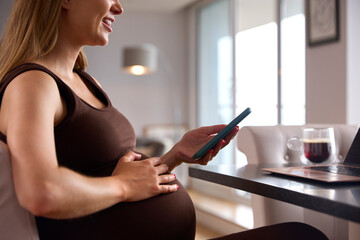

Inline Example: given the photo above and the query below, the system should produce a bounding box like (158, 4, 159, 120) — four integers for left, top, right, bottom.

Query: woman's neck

(35, 39, 82, 80)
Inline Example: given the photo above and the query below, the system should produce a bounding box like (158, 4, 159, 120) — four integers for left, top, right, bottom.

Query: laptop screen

(344, 128, 360, 165)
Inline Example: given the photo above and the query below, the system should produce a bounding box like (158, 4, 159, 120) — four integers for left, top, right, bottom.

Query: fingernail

(236, 126, 239, 130)
(176, 185, 179, 190)
(221, 139, 226, 145)
(209, 149, 214, 154)
(174, 174, 176, 179)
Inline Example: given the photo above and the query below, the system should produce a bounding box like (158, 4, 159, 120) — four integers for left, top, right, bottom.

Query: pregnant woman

(0, 1, 328, 239)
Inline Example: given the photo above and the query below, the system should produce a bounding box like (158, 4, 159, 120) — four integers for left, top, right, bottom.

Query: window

(190, 0, 305, 202)
(197, 0, 233, 165)
(235, 0, 278, 127)
(196, 0, 305, 168)
(280, 0, 306, 125)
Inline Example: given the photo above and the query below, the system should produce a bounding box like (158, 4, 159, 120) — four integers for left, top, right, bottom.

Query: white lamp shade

(123, 44, 158, 75)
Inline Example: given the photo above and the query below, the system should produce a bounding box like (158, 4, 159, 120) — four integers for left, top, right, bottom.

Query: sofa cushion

(0, 141, 39, 239)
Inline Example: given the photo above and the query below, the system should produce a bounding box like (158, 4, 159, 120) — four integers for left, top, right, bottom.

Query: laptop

(262, 128, 360, 182)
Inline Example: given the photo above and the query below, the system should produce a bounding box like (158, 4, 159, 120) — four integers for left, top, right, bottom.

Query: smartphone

(192, 107, 251, 159)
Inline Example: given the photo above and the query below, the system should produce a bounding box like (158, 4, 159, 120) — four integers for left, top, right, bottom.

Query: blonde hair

(0, 0, 87, 81)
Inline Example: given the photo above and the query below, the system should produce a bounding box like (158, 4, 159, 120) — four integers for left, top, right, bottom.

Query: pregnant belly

(36, 179, 196, 240)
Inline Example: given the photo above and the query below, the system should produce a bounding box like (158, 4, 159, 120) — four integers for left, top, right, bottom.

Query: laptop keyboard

(310, 165, 360, 177)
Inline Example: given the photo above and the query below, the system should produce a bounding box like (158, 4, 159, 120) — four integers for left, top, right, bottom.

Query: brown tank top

(0, 63, 196, 240)
(0, 63, 136, 176)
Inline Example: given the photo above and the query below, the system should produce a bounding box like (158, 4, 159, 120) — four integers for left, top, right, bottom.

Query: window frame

(186, 0, 305, 202)
(187, 0, 252, 203)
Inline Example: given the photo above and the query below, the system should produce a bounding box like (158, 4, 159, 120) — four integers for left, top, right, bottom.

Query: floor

(188, 189, 253, 230)
(195, 223, 222, 240)
(190, 189, 251, 240)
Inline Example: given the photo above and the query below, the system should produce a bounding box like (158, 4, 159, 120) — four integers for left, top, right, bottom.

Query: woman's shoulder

(2, 64, 63, 111)
(1, 63, 60, 89)
(0, 64, 65, 137)
(6, 66, 60, 94)
(2, 73, 61, 125)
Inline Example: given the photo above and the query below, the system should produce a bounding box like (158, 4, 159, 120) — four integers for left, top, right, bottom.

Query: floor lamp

(122, 43, 187, 184)
(122, 44, 158, 76)
(122, 44, 183, 141)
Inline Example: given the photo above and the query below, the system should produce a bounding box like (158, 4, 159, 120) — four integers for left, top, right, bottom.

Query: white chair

(0, 140, 39, 239)
(237, 124, 358, 240)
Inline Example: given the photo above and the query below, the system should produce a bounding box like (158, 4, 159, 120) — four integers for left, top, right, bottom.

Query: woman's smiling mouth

(102, 18, 114, 32)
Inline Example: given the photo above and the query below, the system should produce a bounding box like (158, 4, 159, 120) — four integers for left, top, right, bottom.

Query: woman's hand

(112, 151, 178, 202)
(161, 125, 239, 171)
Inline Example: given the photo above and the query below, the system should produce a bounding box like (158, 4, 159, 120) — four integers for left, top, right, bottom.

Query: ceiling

(120, 0, 201, 13)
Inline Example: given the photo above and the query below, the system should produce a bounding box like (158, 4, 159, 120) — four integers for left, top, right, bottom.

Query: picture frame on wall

(307, 0, 339, 46)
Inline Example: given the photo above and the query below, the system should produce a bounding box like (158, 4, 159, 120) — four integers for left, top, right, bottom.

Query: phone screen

(192, 107, 251, 159)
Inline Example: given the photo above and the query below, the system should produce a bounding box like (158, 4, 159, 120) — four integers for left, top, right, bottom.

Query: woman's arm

(160, 125, 239, 172)
(0, 70, 177, 219)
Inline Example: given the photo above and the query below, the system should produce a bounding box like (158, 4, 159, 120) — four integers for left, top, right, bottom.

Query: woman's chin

(99, 38, 109, 46)
(87, 37, 109, 47)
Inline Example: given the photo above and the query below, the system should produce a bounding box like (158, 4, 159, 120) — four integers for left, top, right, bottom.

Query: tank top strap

(0, 63, 77, 128)
(1, 63, 74, 100)
(73, 68, 111, 109)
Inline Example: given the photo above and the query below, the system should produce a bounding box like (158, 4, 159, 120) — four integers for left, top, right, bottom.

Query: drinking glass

(287, 128, 336, 165)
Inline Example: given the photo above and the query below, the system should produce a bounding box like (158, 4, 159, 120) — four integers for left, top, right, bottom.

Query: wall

(347, 0, 360, 125)
(0, 1, 13, 34)
(305, 0, 360, 125)
(305, 0, 347, 124)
